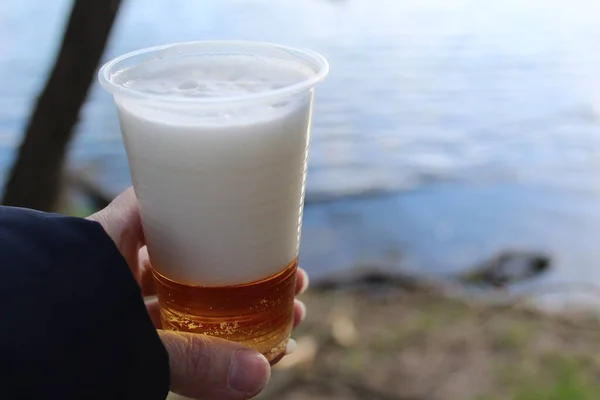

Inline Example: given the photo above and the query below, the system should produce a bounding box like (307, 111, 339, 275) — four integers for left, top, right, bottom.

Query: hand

(88, 188, 309, 399)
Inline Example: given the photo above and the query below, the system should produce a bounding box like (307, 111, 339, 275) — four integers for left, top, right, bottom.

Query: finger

(138, 246, 156, 296)
(295, 268, 309, 296)
(292, 299, 306, 329)
(145, 297, 162, 329)
(158, 331, 271, 399)
(87, 187, 144, 269)
(285, 338, 297, 356)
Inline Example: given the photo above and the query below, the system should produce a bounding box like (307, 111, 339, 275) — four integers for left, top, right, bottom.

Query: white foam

(114, 56, 314, 286)
(113, 55, 315, 100)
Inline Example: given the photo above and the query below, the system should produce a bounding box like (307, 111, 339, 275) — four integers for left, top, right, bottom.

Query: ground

(168, 287, 600, 400)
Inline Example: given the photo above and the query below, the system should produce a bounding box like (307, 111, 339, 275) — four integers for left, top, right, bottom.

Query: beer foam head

(116, 57, 313, 98)
(100, 41, 329, 106)
(98, 42, 328, 286)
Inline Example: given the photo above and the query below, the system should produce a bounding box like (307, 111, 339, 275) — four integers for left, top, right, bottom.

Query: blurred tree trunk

(2, 0, 122, 211)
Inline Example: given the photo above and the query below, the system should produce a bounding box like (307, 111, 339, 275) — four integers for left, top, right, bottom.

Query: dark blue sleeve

(0, 206, 169, 399)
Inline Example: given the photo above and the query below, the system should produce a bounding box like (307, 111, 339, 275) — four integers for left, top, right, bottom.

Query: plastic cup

(98, 41, 329, 361)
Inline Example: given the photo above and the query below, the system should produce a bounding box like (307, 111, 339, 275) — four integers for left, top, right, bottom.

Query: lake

(2, 0, 600, 295)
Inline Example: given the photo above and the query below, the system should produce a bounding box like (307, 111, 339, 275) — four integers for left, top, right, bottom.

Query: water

(2, 0, 600, 292)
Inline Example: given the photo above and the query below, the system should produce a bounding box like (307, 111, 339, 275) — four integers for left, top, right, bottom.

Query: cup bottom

(152, 260, 298, 363)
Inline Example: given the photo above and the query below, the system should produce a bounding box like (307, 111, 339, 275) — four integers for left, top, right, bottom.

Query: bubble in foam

(177, 80, 199, 90)
(271, 101, 290, 109)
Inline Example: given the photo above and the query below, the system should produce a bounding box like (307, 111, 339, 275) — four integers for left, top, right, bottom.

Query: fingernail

(229, 349, 271, 395)
(285, 338, 297, 355)
(297, 300, 307, 321)
(299, 270, 309, 294)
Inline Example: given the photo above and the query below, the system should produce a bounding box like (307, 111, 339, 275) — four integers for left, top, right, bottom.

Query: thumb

(159, 331, 271, 399)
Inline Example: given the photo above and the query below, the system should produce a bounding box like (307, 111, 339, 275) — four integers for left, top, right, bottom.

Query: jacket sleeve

(0, 206, 169, 400)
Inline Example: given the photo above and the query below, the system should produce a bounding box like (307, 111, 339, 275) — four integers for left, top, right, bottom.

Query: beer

(98, 41, 328, 357)
(153, 259, 297, 363)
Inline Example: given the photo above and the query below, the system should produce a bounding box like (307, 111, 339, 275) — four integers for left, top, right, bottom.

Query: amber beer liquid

(154, 259, 297, 362)
(98, 41, 329, 362)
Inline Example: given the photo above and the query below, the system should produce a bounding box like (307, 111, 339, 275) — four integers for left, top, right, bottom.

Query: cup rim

(98, 40, 329, 106)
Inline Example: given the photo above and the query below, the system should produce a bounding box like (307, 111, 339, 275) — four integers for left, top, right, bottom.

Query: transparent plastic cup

(98, 41, 329, 362)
